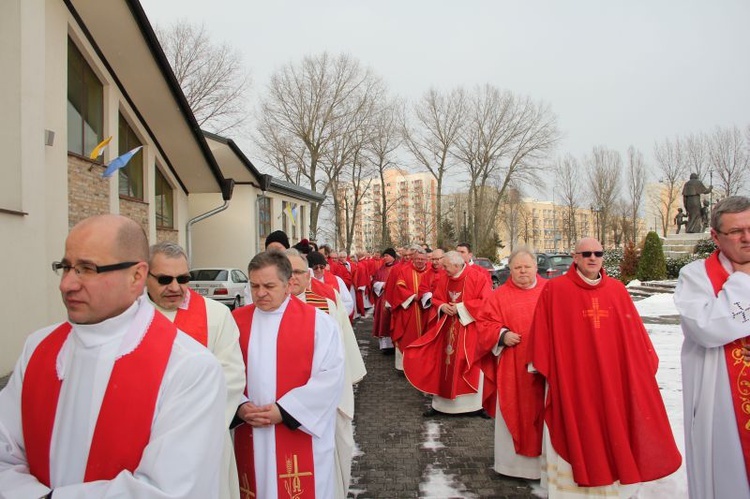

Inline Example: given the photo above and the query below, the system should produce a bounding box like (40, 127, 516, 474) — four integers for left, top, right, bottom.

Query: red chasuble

(528, 265, 681, 487)
(22, 311, 177, 486)
(477, 278, 546, 457)
(173, 288, 208, 346)
(391, 263, 429, 349)
(403, 266, 491, 399)
(704, 250, 750, 477)
(232, 298, 316, 499)
(322, 271, 341, 293)
(372, 263, 395, 339)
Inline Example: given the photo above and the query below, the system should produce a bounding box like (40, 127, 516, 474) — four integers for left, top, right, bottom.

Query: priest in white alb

(0, 215, 226, 498)
(675, 195, 750, 499)
(146, 242, 245, 499)
(232, 250, 345, 499)
(285, 248, 367, 499)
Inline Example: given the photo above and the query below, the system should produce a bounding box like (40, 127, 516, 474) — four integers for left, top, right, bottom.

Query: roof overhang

(66, 0, 226, 194)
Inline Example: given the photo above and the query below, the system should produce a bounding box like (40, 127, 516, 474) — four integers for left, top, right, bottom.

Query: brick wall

(119, 197, 149, 233)
(68, 155, 109, 228)
(156, 228, 179, 244)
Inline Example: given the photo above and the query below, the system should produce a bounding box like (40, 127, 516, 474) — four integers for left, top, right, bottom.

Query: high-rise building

(336, 168, 437, 251)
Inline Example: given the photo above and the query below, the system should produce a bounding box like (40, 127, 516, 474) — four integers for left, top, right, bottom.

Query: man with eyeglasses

(675, 195, 750, 499)
(146, 242, 245, 499)
(526, 237, 681, 497)
(0, 215, 226, 498)
(284, 249, 365, 499)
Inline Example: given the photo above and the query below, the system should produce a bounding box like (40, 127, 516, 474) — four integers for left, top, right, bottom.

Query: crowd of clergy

(3, 195, 750, 498)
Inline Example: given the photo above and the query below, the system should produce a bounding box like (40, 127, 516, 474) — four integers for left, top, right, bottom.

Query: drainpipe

(255, 174, 274, 253)
(186, 179, 235, 267)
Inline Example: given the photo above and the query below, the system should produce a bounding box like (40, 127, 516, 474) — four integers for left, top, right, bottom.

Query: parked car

(189, 268, 248, 309)
(536, 253, 573, 279)
(473, 257, 501, 289)
(495, 265, 511, 286)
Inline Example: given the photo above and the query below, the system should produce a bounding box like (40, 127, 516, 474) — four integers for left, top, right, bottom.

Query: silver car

(189, 268, 248, 310)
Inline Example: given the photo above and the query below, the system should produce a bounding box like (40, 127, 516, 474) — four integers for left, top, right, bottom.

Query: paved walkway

(348, 317, 536, 498)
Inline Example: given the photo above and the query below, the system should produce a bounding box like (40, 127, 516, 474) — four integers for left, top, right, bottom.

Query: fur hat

(307, 251, 327, 268)
(382, 247, 397, 259)
(265, 230, 290, 249)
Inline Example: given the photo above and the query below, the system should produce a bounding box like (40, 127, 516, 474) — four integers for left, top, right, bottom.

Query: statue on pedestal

(674, 208, 686, 234)
(682, 173, 712, 233)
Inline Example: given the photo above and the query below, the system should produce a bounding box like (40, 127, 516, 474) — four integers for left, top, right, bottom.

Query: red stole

(322, 272, 340, 292)
(22, 311, 176, 486)
(704, 250, 750, 477)
(173, 288, 208, 346)
(310, 278, 337, 303)
(232, 298, 317, 499)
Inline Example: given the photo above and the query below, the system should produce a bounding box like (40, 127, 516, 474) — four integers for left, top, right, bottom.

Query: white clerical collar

(516, 277, 538, 289)
(452, 264, 466, 278)
(718, 251, 734, 274)
(255, 295, 291, 316)
(60, 296, 154, 379)
(576, 267, 602, 285)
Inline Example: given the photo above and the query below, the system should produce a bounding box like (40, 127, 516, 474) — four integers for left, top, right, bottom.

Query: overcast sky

(140, 0, 750, 190)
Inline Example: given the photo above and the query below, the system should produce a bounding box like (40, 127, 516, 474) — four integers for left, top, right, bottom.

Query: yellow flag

(89, 136, 113, 160)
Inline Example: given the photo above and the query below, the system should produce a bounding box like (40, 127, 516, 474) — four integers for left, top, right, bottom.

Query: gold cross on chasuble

(279, 454, 313, 497)
(583, 297, 609, 329)
(239, 472, 255, 498)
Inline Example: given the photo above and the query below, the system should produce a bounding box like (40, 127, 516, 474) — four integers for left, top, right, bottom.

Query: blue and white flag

(102, 146, 143, 178)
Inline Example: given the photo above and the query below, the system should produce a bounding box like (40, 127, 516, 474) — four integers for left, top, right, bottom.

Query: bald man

(0, 215, 226, 498)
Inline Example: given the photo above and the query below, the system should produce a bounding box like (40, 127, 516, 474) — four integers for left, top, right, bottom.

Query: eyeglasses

(291, 269, 309, 276)
(312, 264, 326, 271)
(149, 272, 191, 285)
(575, 251, 604, 258)
(717, 228, 750, 239)
(52, 261, 139, 277)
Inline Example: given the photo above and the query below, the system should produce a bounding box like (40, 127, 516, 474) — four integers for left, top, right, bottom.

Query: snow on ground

(420, 465, 478, 499)
(422, 421, 445, 451)
(634, 293, 687, 498)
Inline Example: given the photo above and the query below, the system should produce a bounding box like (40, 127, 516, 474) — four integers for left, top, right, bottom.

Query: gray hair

(443, 250, 464, 267)
(508, 247, 536, 266)
(711, 196, 750, 231)
(149, 241, 187, 264)
(284, 248, 308, 270)
(248, 250, 292, 283)
(410, 244, 426, 254)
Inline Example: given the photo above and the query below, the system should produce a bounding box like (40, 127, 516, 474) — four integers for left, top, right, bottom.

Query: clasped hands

(238, 401, 282, 428)
(440, 302, 458, 316)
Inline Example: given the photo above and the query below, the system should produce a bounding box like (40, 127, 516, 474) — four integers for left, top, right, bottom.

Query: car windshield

(190, 269, 228, 281)
(550, 256, 573, 266)
(474, 259, 493, 269)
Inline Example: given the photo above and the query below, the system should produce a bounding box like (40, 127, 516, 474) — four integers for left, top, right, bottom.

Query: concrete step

(627, 280, 676, 299)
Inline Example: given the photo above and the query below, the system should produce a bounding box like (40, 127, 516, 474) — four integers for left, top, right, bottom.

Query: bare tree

(554, 154, 583, 251)
(586, 146, 622, 246)
(402, 87, 466, 247)
(256, 52, 382, 238)
(707, 125, 749, 197)
(156, 21, 250, 135)
(454, 85, 559, 252)
(652, 137, 687, 236)
(682, 133, 709, 181)
(370, 100, 405, 249)
(626, 146, 646, 243)
(499, 186, 525, 252)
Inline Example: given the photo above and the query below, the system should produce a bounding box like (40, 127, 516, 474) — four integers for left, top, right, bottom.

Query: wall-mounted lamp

(44, 129, 55, 147)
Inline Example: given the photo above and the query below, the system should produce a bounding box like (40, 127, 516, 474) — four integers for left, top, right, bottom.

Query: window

(118, 114, 144, 199)
(155, 168, 174, 229)
(67, 38, 103, 156)
(258, 196, 271, 240)
(283, 201, 298, 239)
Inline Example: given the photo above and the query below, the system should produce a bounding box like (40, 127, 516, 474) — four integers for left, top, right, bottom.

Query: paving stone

(348, 317, 536, 498)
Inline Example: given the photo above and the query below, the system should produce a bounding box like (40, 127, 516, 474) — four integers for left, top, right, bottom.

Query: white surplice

(674, 254, 750, 499)
(297, 287, 366, 499)
(244, 297, 344, 499)
(0, 297, 226, 498)
(152, 293, 245, 499)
